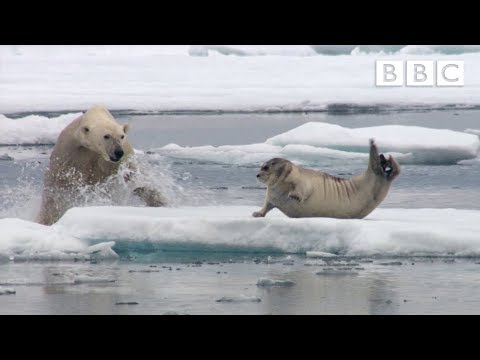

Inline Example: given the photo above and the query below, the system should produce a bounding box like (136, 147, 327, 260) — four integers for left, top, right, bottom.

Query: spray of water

(0, 159, 44, 220)
(0, 152, 213, 222)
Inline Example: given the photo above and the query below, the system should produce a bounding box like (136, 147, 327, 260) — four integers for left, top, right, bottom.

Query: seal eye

(262, 165, 269, 171)
(104, 134, 111, 140)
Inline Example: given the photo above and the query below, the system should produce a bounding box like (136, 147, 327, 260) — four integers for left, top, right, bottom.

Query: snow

(2, 45, 480, 114)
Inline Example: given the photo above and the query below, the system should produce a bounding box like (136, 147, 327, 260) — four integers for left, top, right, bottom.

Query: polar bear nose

(114, 149, 124, 159)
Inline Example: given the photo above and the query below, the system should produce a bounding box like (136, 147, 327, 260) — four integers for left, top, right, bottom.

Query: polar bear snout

(114, 148, 124, 159)
(109, 147, 124, 162)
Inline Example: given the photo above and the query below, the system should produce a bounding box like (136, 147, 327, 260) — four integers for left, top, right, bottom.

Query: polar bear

(36, 105, 166, 225)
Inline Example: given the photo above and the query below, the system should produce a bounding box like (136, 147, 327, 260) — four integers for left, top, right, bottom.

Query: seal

(252, 139, 400, 219)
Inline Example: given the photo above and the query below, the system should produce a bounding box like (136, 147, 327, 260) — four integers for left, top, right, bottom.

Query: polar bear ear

(123, 124, 129, 134)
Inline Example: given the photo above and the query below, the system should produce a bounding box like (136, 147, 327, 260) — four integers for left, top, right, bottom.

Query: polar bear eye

(104, 134, 111, 140)
(83, 127, 89, 133)
(121, 135, 125, 139)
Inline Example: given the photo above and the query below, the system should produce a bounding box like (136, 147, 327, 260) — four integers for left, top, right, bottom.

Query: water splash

(0, 151, 213, 222)
(0, 160, 44, 221)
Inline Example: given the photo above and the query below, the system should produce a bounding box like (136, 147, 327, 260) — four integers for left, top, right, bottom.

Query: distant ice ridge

(3, 45, 480, 113)
(0, 112, 80, 145)
(3, 114, 478, 165)
(155, 122, 480, 166)
(189, 45, 480, 57)
(53, 206, 480, 257)
(189, 45, 318, 57)
(3, 45, 480, 58)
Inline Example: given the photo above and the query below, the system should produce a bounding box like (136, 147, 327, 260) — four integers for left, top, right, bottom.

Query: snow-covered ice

(0, 217, 117, 261)
(0, 205, 469, 259)
(2, 45, 480, 114)
(155, 122, 480, 165)
(0, 113, 81, 145)
(3, 204, 480, 260)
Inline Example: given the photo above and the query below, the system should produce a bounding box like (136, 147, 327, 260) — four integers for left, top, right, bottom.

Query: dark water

(1, 109, 480, 314)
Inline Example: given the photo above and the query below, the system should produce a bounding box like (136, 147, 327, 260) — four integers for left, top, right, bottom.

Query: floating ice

(0, 154, 14, 161)
(216, 295, 262, 303)
(155, 123, 480, 165)
(0, 287, 16, 295)
(316, 269, 359, 276)
(3, 204, 480, 261)
(73, 276, 116, 284)
(256, 278, 296, 287)
(0, 218, 117, 261)
(266, 123, 480, 165)
(55, 205, 480, 257)
(306, 251, 338, 258)
(0, 113, 81, 145)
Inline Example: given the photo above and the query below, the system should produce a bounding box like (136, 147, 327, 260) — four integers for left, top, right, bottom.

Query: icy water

(2, 256, 480, 315)
(1, 109, 480, 314)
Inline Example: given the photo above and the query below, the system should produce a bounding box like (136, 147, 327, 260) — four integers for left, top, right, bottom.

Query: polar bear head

(76, 105, 130, 163)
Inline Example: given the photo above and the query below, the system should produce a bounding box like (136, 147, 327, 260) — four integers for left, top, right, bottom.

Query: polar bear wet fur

(36, 105, 166, 225)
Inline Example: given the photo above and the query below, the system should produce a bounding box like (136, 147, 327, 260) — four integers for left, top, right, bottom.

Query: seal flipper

(368, 139, 400, 181)
(368, 139, 383, 176)
(288, 182, 312, 203)
(379, 153, 400, 181)
(380, 154, 391, 175)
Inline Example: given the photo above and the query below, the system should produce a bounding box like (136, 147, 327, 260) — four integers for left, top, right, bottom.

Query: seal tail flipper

(368, 138, 381, 174)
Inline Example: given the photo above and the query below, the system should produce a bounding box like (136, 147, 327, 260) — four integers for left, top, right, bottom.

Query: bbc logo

(376, 61, 464, 87)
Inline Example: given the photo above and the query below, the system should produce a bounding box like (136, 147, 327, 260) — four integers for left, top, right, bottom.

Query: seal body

(253, 139, 400, 219)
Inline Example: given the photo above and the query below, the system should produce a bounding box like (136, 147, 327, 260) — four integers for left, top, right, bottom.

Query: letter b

(406, 61, 434, 86)
(376, 61, 403, 86)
